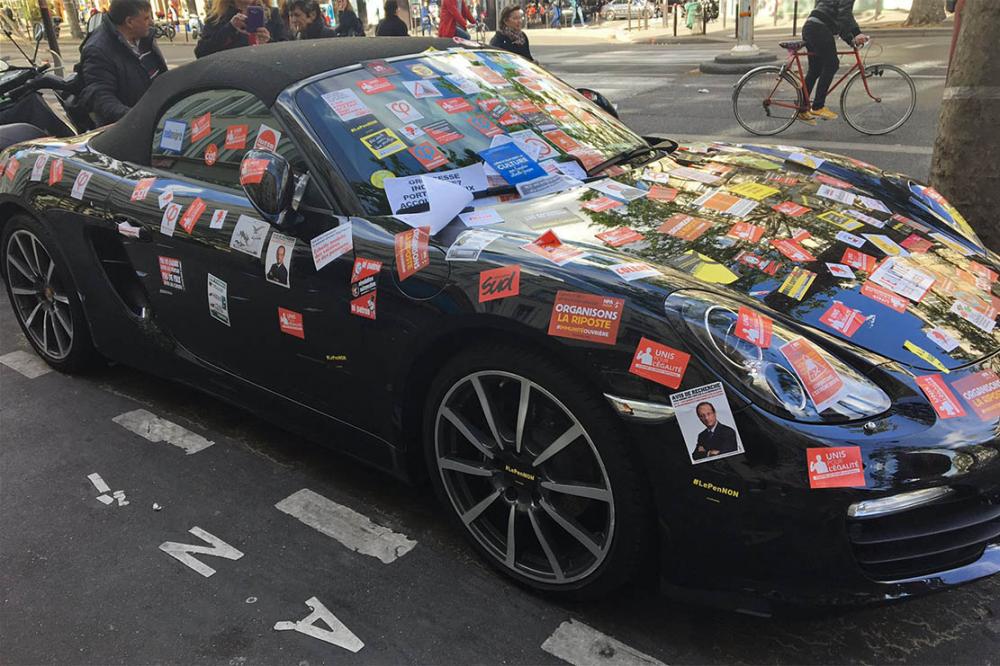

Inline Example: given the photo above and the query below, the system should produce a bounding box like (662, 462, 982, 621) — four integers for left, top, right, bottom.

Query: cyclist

(799, 0, 869, 124)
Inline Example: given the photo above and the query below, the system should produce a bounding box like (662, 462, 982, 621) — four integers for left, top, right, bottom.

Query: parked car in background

(600, 0, 654, 21)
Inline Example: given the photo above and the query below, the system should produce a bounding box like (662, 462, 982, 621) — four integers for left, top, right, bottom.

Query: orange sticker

(582, 197, 623, 213)
(951, 370, 1000, 421)
(819, 302, 865, 337)
(278, 307, 305, 339)
(841, 248, 877, 273)
(350, 291, 377, 319)
(522, 230, 583, 266)
(548, 291, 625, 346)
(770, 238, 816, 263)
(224, 124, 248, 150)
(394, 226, 430, 281)
(191, 112, 211, 142)
(542, 129, 581, 153)
(727, 222, 764, 243)
(131, 177, 156, 201)
(657, 213, 712, 241)
(204, 143, 219, 166)
(807, 446, 865, 489)
(860, 281, 908, 313)
(647, 184, 678, 202)
(179, 197, 206, 234)
(239, 158, 269, 185)
(780, 338, 844, 410)
(629, 337, 690, 389)
(48, 158, 63, 185)
(595, 227, 644, 247)
(4, 158, 19, 181)
(734, 306, 772, 347)
(479, 265, 520, 302)
(915, 374, 966, 420)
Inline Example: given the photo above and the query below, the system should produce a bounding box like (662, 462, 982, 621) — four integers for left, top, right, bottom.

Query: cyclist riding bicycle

(799, 0, 869, 125)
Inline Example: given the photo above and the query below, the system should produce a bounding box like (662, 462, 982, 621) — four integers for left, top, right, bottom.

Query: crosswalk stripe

(112, 408, 215, 454)
(0, 350, 52, 378)
(542, 620, 666, 666)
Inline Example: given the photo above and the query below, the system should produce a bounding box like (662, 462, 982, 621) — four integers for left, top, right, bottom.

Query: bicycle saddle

(778, 40, 806, 50)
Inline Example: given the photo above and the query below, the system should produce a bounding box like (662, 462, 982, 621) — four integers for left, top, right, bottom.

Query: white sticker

(159, 119, 187, 153)
(210, 209, 228, 229)
(253, 123, 282, 152)
(926, 327, 959, 352)
(386, 99, 424, 123)
(555, 160, 587, 180)
(384, 164, 487, 214)
(459, 208, 503, 228)
(835, 230, 866, 248)
(30, 154, 48, 181)
(516, 174, 583, 200)
(787, 152, 825, 169)
(858, 195, 891, 213)
(509, 129, 558, 161)
(817, 184, 856, 206)
(826, 263, 856, 280)
(588, 178, 647, 202)
(950, 299, 997, 333)
(869, 257, 935, 302)
(229, 214, 270, 258)
(609, 262, 660, 282)
(445, 75, 481, 94)
(446, 230, 500, 261)
(402, 79, 442, 99)
(160, 202, 181, 236)
(70, 170, 92, 200)
(264, 232, 296, 288)
(668, 166, 720, 184)
(311, 222, 353, 270)
(399, 123, 426, 141)
(158, 189, 174, 209)
(321, 89, 373, 121)
(207, 273, 230, 326)
(489, 134, 543, 161)
(845, 208, 885, 228)
(669, 382, 745, 464)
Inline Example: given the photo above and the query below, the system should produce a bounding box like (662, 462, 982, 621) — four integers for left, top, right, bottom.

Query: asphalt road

(5, 32, 999, 666)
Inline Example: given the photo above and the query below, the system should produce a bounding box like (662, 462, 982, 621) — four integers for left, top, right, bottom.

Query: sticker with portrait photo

(669, 382, 745, 465)
(264, 232, 296, 289)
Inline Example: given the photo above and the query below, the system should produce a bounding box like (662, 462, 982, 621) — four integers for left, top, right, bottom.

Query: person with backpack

(798, 0, 869, 124)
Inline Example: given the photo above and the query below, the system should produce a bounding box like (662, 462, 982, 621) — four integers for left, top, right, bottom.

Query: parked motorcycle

(153, 22, 176, 40)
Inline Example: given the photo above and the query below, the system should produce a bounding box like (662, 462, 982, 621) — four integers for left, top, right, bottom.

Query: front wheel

(424, 343, 653, 598)
(840, 63, 916, 135)
(733, 65, 804, 136)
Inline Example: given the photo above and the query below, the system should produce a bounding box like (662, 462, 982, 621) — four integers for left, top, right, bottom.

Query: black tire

(2, 214, 100, 373)
(423, 342, 653, 599)
(840, 63, 916, 135)
(732, 65, 804, 136)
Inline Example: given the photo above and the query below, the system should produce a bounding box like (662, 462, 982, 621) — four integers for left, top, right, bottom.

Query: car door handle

(114, 217, 152, 242)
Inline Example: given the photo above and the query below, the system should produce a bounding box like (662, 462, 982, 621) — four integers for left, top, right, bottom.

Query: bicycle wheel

(840, 64, 916, 135)
(733, 66, 804, 136)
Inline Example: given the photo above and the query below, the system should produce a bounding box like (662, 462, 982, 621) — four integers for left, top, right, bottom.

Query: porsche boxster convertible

(1, 38, 998, 610)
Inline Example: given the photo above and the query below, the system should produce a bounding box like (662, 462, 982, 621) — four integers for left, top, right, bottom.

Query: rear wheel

(840, 63, 916, 135)
(733, 65, 804, 136)
(424, 343, 652, 598)
(2, 215, 98, 373)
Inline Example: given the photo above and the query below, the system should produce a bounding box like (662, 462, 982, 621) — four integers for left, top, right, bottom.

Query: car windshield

(294, 48, 647, 217)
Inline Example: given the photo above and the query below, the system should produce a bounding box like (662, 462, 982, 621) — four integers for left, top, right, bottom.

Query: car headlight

(666, 291, 891, 423)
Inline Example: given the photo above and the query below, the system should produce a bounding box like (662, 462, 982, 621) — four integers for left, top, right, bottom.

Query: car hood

(483, 142, 999, 371)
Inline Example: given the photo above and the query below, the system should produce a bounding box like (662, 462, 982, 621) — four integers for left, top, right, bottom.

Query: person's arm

(837, 0, 861, 44)
(80, 46, 130, 125)
(194, 18, 241, 57)
(461, 0, 475, 24)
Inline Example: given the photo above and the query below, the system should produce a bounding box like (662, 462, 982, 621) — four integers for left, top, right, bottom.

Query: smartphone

(245, 5, 265, 33)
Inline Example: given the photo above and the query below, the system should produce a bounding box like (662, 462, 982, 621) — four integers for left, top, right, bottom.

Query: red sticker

(628, 337, 690, 389)
(278, 307, 305, 339)
(522, 230, 583, 265)
(770, 238, 816, 263)
(509, 99, 540, 114)
(240, 158, 269, 185)
(479, 265, 521, 303)
(791, 228, 812, 243)
(841, 248, 877, 273)
(951, 370, 1000, 421)
(48, 158, 63, 185)
(131, 177, 156, 201)
(204, 143, 219, 166)
(819, 302, 865, 337)
(595, 227, 644, 247)
(735, 250, 781, 276)
(4, 158, 19, 181)
(179, 197, 206, 234)
(860, 281, 908, 313)
(356, 77, 395, 95)
(542, 130, 581, 153)
(394, 226, 430, 281)
(647, 185, 678, 202)
(969, 262, 999, 285)
(350, 291, 377, 319)
(727, 222, 764, 243)
(352, 257, 382, 283)
(582, 197, 623, 213)
(436, 97, 474, 114)
(190, 112, 211, 142)
(734, 306, 772, 347)
(807, 446, 865, 489)
(467, 113, 504, 138)
(780, 338, 844, 410)
(254, 126, 281, 152)
(497, 111, 524, 127)
(901, 233, 933, 253)
(548, 291, 625, 346)
(813, 173, 854, 189)
(408, 143, 448, 171)
(471, 66, 506, 86)
(224, 124, 248, 150)
(915, 374, 967, 420)
(424, 120, 464, 145)
(772, 201, 811, 217)
(657, 213, 713, 241)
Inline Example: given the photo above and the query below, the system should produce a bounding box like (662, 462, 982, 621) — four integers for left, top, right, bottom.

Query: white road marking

(112, 409, 214, 454)
(275, 489, 416, 564)
(670, 134, 934, 155)
(274, 596, 364, 653)
(0, 350, 51, 378)
(542, 620, 666, 666)
(158, 526, 244, 577)
(88, 472, 111, 494)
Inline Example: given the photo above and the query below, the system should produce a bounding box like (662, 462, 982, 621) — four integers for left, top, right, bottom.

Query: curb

(699, 52, 777, 75)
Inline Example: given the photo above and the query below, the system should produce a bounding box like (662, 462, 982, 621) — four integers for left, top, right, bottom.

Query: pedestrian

(288, 0, 336, 37)
(79, 0, 167, 125)
(798, 0, 869, 124)
(195, 0, 285, 58)
(420, 0, 431, 34)
(489, 4, 533, 60)
(86, 8, 103, 33)
(438, 0, 473, 38)
(375, 0, 409, 35)
(683, 0, 699, 30)
(332, 0, 365, 35)
(550, 0, 562, 28)
(569, 0, 585, 26)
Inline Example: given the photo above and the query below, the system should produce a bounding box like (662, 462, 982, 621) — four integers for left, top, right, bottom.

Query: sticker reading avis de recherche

(669, 382, 745, 464)
(264, 232, 296, 288)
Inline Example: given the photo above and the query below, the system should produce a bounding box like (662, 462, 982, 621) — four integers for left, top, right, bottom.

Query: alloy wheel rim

(435, 371, 615, 585)
(6, 230, 73, 360)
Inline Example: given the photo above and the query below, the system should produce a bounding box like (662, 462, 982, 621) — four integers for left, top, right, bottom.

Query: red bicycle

(732, 39, 916, 136)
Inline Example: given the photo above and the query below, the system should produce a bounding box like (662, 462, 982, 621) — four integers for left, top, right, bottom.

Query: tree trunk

(64, 3, 83, 38)
(904, 0, 945, 26)
(930, 1, 1000, 252)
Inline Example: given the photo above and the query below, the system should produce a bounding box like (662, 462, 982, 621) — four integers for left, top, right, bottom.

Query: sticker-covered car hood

(486, 142, 999, 372)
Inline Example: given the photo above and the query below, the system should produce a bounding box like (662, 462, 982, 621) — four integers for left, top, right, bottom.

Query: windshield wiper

(585, 139, 680, 177)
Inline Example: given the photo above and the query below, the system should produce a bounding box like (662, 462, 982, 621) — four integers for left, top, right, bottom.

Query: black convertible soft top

(90, 37, 457, 165)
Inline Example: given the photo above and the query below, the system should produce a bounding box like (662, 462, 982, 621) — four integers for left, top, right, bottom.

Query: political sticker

(728, 182, 780, 201)
(522, 230, 583, 266)
(951, 370, 1000, 421)
(158, 256, 184, 290)
(210, 209, 228, 230)
(770, 238, 816, 263)
(668, 166, 721, 184)
(647, 184, 678, 202)
(516, 173, 581, 200)
(361, 128, 407, 159)
(841, 248, 877, 273)
(596, 227, 644, 247)
(179, 197, 206, 234)
(950, 299, 997, 333)
(548, 291, 625, 346)
(807, 447, 865, 489)
(382, 102, 421, 127)
(726, 222, 764, 243)
(860, 281, 908, 313)
(772, 200, 811, 217)
(224, 124, 248, 150)
(264, 232, 295, 288)
(479, 143, 546, 185)
(356, 77, 395, 95)
(817, 210, 864, 232)
(478, 264, 520, 302)
(781, 337, 844, 411)
(915, 374, 965, 420)
(542, 129, 581, 153)
(857, 195, 891, 213)
(609, 262, 659, 282)
(836, 230, 866, 248)
(191, 112, 211, 142)
(446, 230, 500, 261)
(229, 214, 269, 258)
(204, 143, 219, 166)
(350, 257, 381, 319)
(816, 184, 856, 206)
(160, 202, 181, 237)
(2, 157, 17, 181)
(403, 79, 442, 99)
(459, 208, 503, 227)
(736, 250, 781, 276)
(131, 177, 155, 201)
(582, 196, 622, 213)
(734, 306, 772, 347)
(406, 62, 439, 79)
(310, 222, 353, 271)
(692, 189, 757, 217)
(863, 233, 908, 258)
(555, 160, 587, 181)
(657, 213, 713, 241)
(253, 124, 282, 152)
(407, 142, 448, 171)
(786, 152, 825, 170)
(589, 179, 647, 202)
(423, 120, 464, 145)
(159, 119, 186, 153)
(670, 382, 745, 464)
(926, 327, 960, 353)
(509, 129, 556, 161)
(470, 65, 508, 87)
(207, 273, 230, 326)
(630, 337, 690, 389)
(29, 154, 48, 181)
(778, 267, 817, 301)
(239, 157, 269, 185)
(467, 113, 503, 138)
(278, 307, 305, 339)
(70, 170, 92, 200)
(48, 158, 63, 185)
(394, 226, 431, 281)
(445, 75, 482, 95)
(363, 59, 398, 76)
(322, 89, 373, 122)
(826, 263, 856, 280)
(820, 302, 865, 337)
(869, 257, 935, 302)
(436, 97, 474, 114)
(904, 340, 949, 373)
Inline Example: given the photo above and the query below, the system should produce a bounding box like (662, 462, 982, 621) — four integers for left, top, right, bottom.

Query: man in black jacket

(80, 0, 166, 126)
(800, 0, 868, 124)
(692, 401, 739, 460)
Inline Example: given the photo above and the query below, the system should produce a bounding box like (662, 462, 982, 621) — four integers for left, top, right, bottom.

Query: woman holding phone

(195, 0, 286, 58)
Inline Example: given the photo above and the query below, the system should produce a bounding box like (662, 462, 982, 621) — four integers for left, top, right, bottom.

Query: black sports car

(1, 38, 999, 610)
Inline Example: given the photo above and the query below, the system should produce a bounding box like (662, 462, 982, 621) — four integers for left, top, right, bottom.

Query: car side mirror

(577, 88, 620, 120)
(240, 150, 293, 224)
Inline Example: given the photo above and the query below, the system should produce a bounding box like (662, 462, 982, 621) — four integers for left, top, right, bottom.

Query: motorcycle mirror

(239, 150, 294, 225)
(33, 24, 43, 43)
